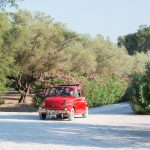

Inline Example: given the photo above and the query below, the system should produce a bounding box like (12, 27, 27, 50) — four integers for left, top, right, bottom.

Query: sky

(15, 0, 150, 43)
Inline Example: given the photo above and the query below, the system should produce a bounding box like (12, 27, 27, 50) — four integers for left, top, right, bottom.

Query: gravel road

(0, 103, 150, 150)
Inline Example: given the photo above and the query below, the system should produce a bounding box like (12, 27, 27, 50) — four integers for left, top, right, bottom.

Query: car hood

(44, 96, 74, 109)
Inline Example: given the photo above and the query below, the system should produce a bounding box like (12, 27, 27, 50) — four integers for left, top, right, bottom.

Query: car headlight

(61, 103, 67, 108)
(39, 101, 45, 109)
(61, 99, 67, 108)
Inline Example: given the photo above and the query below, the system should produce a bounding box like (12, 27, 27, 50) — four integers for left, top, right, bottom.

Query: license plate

(50, 110, 56, 115)
(52, 111, 55, 115)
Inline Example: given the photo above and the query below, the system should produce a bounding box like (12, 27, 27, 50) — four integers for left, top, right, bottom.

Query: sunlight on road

(0, 103, 150, 150)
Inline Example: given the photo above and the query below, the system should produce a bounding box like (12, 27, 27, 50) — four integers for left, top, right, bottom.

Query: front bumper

(38, 108, 68, 115)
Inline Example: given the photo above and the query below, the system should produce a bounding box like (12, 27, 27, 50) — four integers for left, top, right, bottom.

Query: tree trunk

(18, 91, 27, 103)
(18, 84, 30, 103)
(19, 93, 25, 103)
(7, 73, 33, 103)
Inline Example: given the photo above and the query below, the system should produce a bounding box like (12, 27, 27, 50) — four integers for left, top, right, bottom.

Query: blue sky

(16, 0, 150, 43)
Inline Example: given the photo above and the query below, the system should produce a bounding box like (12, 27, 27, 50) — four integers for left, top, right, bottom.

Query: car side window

(75, 90, 80, 97)
(77, 89, 81, 97)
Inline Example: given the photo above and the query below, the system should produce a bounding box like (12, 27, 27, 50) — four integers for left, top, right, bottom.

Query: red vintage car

(38, 84, 88, 121)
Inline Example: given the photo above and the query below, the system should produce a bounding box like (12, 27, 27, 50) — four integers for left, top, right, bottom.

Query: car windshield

(46, 87, 73, 97)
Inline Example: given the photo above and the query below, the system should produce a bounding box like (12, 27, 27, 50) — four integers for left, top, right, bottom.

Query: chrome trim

(38, 109, 68, 115)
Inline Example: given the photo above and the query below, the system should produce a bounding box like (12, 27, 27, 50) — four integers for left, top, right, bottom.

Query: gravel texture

(0, 103, 150, 150)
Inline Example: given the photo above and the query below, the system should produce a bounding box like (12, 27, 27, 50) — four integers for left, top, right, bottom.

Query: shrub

(82, 75, 127, 107)
(128, 71, 150, 114)
(0, 83, 5, 105)
(32, 74, 81, 107)
(0, 98, 4, 105)
(32, 78, 63, 107)
(32, 73, 127, 108)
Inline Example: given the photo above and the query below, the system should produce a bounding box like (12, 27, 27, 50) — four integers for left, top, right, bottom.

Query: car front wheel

(39, 113, 47, 120)
(82, 107, 88, 118)
(68, 108, 75, 121)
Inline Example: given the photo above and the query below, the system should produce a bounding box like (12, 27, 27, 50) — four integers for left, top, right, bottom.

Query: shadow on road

(0, 114, 83, 121)
(0, 114, 39, 120)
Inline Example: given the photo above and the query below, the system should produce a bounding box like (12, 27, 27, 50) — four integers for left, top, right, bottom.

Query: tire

(39, 113, 47, 120)
(82, 107, 88, 118)
(68, 108, 75, 121)
(57, 114, 62, 119)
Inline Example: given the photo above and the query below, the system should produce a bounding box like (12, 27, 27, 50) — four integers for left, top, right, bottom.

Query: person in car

(62, 88, 73, 96)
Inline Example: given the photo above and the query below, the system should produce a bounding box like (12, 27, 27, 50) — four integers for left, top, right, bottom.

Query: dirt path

(0, 103, 150, 150)
(0, 89, 36, 112)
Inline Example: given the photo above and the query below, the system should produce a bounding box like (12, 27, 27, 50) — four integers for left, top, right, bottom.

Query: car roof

(54, 84, 81, 90)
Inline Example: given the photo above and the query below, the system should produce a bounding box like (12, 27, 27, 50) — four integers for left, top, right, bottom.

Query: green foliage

(7, 10, 78, 78)
(52, 72, 127, 107)
(0, 98, 4, 105)
(132, 51, 150, 73)
(81, 75, 127, 107)
(32, 80, 48, 107)
(0, 12, 14, 95)
(65, 42, 97, 75)
(128, 65, 150, 114)
(1, 10, 78, 103)
(64, 34, 133, 77)
(32, 73, 127, 108)
(0, 10, 133, 105)
(0, 83, 6, 105)
(32, 73, 80, 107)
(32, 78, 64, 107)
(1, 10, 150, 107)
(118, 25, 150, 55)
(0, 0, 21, 10)
(93, 35, 132, 76)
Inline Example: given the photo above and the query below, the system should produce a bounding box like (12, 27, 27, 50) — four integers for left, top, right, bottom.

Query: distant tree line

(118, 25, 150, 55)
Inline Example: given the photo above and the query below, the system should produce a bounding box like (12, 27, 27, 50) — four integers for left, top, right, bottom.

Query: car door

(74, 90, 82, 114)
(78, 88, 87, 114)
(74, 89, 87, 114)
(79, 97, 87, 114)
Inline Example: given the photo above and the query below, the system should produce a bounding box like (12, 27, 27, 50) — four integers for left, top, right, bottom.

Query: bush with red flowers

(32, 74, 81, 107)
(32, 72, 127, 108)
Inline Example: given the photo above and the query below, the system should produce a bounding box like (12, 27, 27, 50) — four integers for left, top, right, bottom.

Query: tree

(92, 35, 132, 76)
(118, 25, 150, 55)
(0, 12, 14, 95)
(64, 34, 97, 75)
(5, 10, 77, 103)
(0, 0, 22, 95)
(0, 0, 20, 10)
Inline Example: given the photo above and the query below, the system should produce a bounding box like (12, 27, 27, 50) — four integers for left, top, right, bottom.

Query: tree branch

(54, 39, 73, 55)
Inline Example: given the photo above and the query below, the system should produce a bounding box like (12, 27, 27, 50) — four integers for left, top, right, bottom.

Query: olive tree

(65, 41, 96, 75)
(6, 10, 77, 103)
(0, 12, 14, 95)
(0, 0, 21, 10)
(92, 35, 132, 76)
